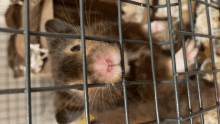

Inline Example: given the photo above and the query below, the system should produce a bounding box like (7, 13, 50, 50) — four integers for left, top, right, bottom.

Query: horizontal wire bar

(0, 27, 181, 45)
(173, 30, 220, 39)
(212, 1, 220, 6)
(121, 0, 178, 9)
(176, 69, 220, 76)
(0, 88, 25, 94)
(0, 79, 186, 95)
(181, 104, 220, 120)
(0, 28, 24, 34)
(153, 3, 179, 9)
(123, 39, 181, 45)
(139, 118, 189, 124)
(129, 79, 185, 85)
(192, 0, 220, 10)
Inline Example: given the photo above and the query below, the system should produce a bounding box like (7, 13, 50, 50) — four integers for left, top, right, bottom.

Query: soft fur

(43, 16, 215, 124)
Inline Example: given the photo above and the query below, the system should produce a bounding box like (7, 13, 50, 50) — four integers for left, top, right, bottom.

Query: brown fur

(6, 0, 217, 123)
(53, 0, 120, 26)
(143, 19, 182, 52)
(5, 0, 120, 78)
(5, 0, 44, 78)
(44, 17, 213, 124)
(92, 77, 216, 124)
(5, 3, 22, 29)
(7, 34, 25, 78)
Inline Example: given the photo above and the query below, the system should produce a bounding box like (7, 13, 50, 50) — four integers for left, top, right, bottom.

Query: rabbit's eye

(71, 44, 81, 52)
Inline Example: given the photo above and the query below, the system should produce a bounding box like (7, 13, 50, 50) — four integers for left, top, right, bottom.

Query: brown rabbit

(43, 17, 215, 124)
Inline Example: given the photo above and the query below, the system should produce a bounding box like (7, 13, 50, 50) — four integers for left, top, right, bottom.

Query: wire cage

(0, 0, 220, 124)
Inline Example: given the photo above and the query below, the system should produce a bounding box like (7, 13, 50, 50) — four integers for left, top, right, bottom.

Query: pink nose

(93, 59, 112, 74)
(93, 52, 121, 78)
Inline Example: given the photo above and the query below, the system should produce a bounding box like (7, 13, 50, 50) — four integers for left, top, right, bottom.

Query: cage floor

(0, 0, 57, 123)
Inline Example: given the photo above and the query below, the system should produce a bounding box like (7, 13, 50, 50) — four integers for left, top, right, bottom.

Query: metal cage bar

(0, 27, 182, 45)
(177, 0, 193, 123)
(205, 0, 220, 123)
(177, 69, 220, 76)
(187, 0, 205, 123)
(117, 0, 130, 123)
(181, 104, 220, 120)
(24, 0, 32, 124)
(1, 0, 220, 124)
(173, 30, 220, 39)
(6, 51, 10, 124)
(121, 0, 179, 8)
(0, 79, 186, 95)
(79, 0, 90, 123)
(166, 0, 181, 124)
(2, 27, 220, 40)
(211, 0, 220, 5)
(192, 0, 220, 9)
(146, 0, 160, 123)
(217, 1, 220, 123)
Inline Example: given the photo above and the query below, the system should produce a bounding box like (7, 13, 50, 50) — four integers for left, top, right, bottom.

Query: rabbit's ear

(44, 19, 78, 50)
(45, 18, 76, 34)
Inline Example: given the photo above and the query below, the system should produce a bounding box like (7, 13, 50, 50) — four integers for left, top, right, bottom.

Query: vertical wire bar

(166, 0, 181, 123)
(146, 0, 160, 123)
(33, 79, 37, 123)
(217, 1, 220, 124)
(17, 79, 20, 123)
(79, 0, 90, 124)
(6, 58, 10, 124)
(205, 1, 220, 124)
(217, 0, 220, 123)
(177, 0, 193, 123)
(24, 0, 32, 123)
(117, 0, 129, 123)
(187, 0, 205, 123)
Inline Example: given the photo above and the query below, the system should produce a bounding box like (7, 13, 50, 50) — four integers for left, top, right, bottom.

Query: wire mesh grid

(0, 0, 220, 124)
(0, 1, 57, 124)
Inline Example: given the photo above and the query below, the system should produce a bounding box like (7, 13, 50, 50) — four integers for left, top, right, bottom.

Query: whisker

(84, 0, 92, 36)
(111, 83, 123, 98)
(94, 1, 100, 33)
(107, 84, 117, 109)
(59, 0, 80, 34)
(91, 88, 98, 111)
(55, 93, 74, 116)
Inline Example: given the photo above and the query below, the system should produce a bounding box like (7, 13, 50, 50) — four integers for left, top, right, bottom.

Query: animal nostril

(107, 60, 112, 72)
(106, 60, 111, 65)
